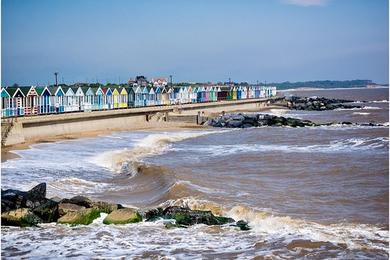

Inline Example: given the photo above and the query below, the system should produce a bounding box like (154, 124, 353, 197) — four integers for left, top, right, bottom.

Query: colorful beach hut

(6, 87, 25, 116)
(36, 86, 52, 114)
(119, 87, 128, 108)
(102, 87, 113, 109)
(48, 86, 65, 113)
(1, 88, 11, 117)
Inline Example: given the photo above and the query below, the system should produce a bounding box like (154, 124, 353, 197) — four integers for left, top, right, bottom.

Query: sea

(1, 87, 389, 259)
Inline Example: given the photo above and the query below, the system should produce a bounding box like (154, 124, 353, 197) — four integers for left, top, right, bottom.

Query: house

(151, 77, 168, 87)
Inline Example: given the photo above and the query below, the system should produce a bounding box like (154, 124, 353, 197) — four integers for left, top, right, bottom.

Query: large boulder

(92, 201, 123, 214)
(57, 208, 101, 225)
(32, 199, 59, 223)
(103, 208, 142, 225)
(162, 206, 235, 226)
(58, 203, 86, 217)
(1, 183, 48, 211)
(1, 208, 42, 227)
(61, 196, 93, 208)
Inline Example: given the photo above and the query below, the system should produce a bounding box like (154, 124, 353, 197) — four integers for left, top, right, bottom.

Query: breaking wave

(88, 131, 223, 175)
(160, 197, 389, 253)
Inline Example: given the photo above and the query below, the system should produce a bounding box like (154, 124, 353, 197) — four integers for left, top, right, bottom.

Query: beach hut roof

(1, 88, 10, 97)
(35, 86, 51, 96)
(149, 87, 155, 95)
(102, 87, 112, 95)
(142, 86, 149, 94)
(64, 87, 75, 96)
(119, 87, 128, 95)
(125, 87, 134, 94)
(48, 86, 64, 96)
(6, 87, 25, 97)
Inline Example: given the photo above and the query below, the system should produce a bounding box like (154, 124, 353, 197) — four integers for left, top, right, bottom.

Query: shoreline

(1, 105, 287, 163)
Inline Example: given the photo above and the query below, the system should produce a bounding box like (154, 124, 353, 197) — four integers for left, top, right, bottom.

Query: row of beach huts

(1, 83, 276, 117)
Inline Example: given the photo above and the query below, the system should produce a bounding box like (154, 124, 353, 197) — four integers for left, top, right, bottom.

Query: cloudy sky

(1, 0, 388, 85)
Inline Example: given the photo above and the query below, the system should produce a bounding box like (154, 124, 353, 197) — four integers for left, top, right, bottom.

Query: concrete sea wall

(1, 97, 283, 146)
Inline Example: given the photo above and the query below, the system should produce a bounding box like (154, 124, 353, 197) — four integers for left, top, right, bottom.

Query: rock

(235, 220, 250, 231)
(162, 206, 235, 226)
(103, 208, 142, 225)
(28, 183, 46, 199)
(61, 196, 93, 208)
(58, 203, 86, 217)
(241, 123, 254, 128)
(92, 201, 123, 214)
(58, 208, 101, 225)
(1, 208, 42, 227)
(227, 120, 243, 128)
(32, 199, 59, 223)
(1, 183, 48, 211)
(144, 207, 164, 221)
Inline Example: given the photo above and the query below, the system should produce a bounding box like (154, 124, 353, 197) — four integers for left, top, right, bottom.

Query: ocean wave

(352, 112, 370, 115)
(335, 106, 381, 111)
(88, 131, 222, 174)
(173, 137, 388, 156)
(160, 198, 389, 252)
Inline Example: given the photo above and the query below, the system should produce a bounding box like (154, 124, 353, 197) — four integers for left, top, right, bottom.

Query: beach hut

(141, 86, 149, 107)
(90, 87, 104, 110)
(255, 86, 261, 98)
(148, 87, 156, 106)
(167, 87, 175, 104)
(20, 86, 38, 115)
(191, 87, 198, 103)
(1, 88, 11, 117)
(102, 87, 113, 109)
(161, 86, 169, 105)
(217, 86, 229, 101)
(6, 87, 25, 116)
(48, 86, 65, 113)
(133, 86, 143, 107)
(155, 86, 162, 105)
(119, 87, 128, 108)
(112, 87, 120, 109)
(36, 86, 52, 114)
(126, 87, 135, 108)
(187, 86, 193, 104)
(63, 87, 76, 111)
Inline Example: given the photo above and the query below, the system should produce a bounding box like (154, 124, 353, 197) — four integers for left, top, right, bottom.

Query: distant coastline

(279, 85, 389, 92)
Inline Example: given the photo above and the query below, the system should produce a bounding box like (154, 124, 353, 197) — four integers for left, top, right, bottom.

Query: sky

(1, 0, 389, 86)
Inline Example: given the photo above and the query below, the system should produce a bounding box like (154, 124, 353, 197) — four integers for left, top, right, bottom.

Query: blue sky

(1, 0, 388, 85)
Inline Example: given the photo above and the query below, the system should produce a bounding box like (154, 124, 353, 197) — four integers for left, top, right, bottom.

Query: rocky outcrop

(103, 208, 142, 225)
(206, 113, 318, 128)
(285, 96, 361, 111)
(1, 184, 251, 230)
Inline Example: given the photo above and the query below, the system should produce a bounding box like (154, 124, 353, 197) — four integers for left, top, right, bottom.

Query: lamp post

(54, 72, 59, 86)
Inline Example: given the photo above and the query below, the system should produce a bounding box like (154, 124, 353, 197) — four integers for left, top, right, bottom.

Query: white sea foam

(174, 137, 388, 157)
(371, 100, 389, 103)
(352, 112, 370, 115)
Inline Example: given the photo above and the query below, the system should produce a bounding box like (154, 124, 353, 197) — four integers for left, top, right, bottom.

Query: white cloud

(282, 0, 329, 7)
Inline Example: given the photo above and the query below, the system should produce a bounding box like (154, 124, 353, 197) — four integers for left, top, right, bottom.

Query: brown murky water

(2, 88, 389, 259)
